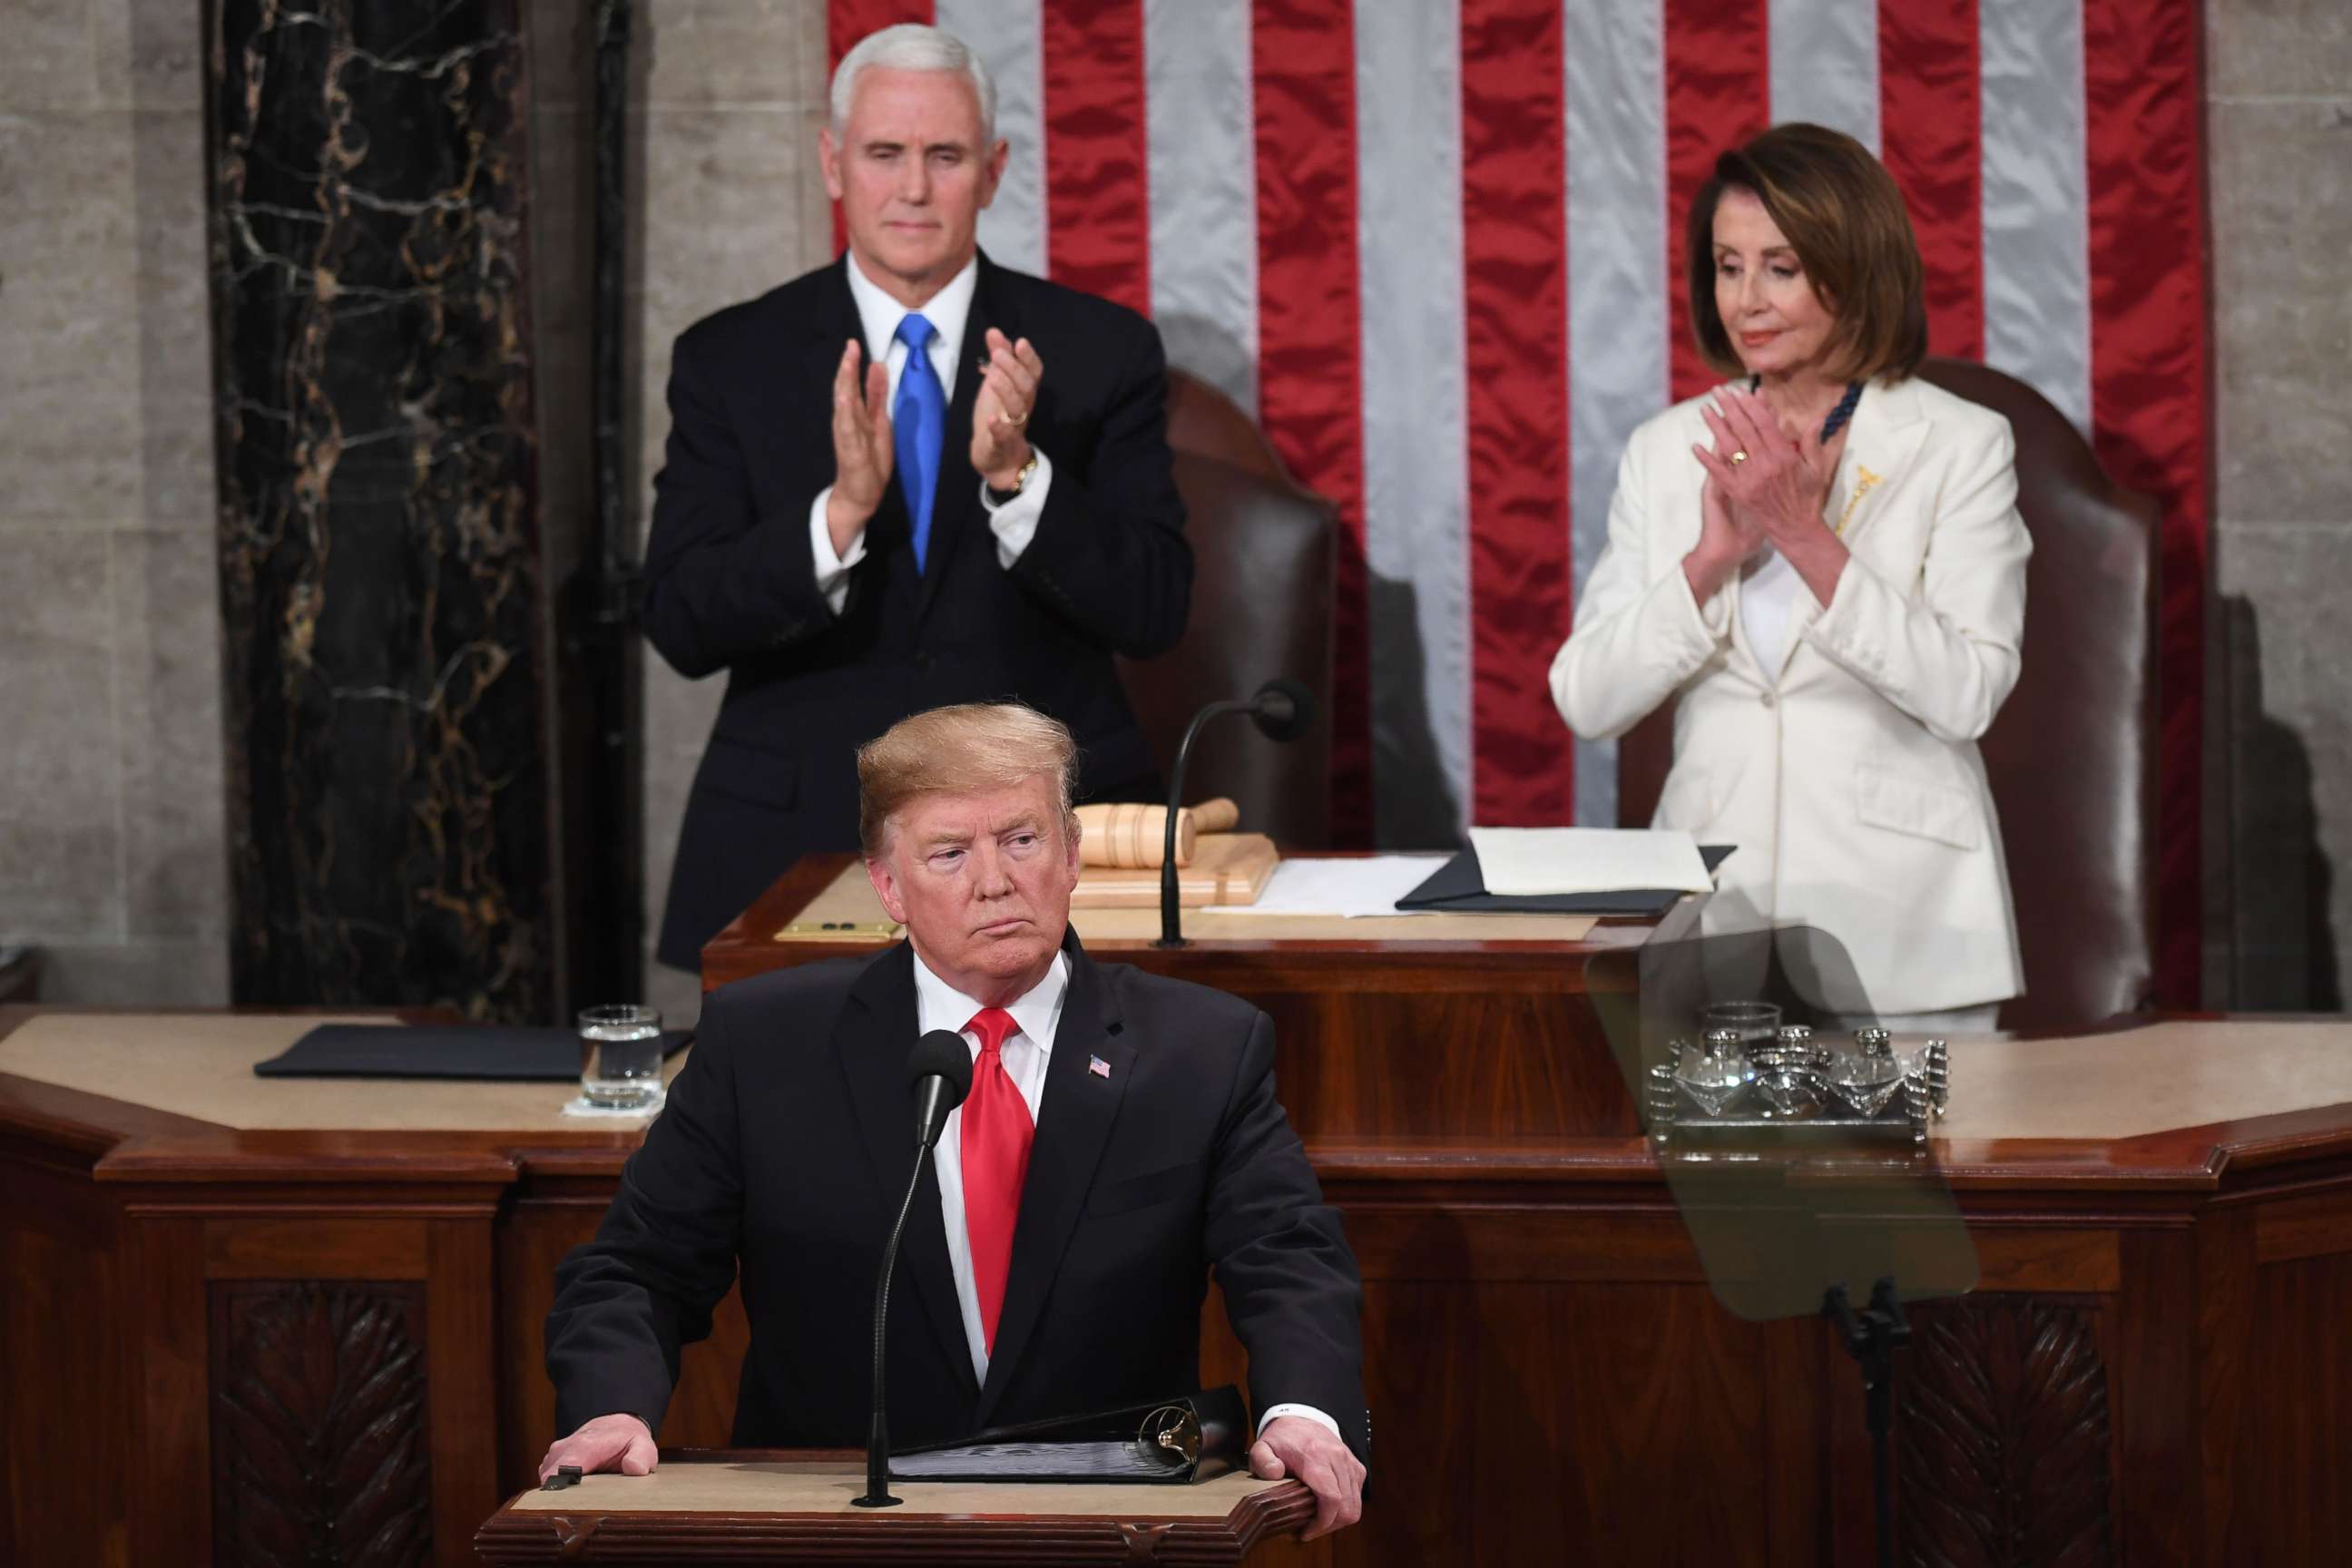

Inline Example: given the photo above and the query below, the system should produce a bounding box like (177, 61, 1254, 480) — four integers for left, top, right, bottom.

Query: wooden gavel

(1074, 799, 1240, 868)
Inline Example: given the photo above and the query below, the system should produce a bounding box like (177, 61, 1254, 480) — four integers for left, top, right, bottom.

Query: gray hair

(829, 24, 998, 146)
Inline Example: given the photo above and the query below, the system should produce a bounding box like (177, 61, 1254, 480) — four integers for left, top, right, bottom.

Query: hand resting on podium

(539, 1413, 657, 1483)
(1249, 1414, 1365, 1541)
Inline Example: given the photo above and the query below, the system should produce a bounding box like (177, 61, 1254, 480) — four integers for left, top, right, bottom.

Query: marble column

(206, 0, 551, 1020)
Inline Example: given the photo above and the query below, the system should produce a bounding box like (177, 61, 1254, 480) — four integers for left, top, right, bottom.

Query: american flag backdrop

(827, 0, 2210, 1000)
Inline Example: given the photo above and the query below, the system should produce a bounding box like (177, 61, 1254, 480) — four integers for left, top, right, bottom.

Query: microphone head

(908, 1028, 975, 1112)
(1249, 677, 1318, 743)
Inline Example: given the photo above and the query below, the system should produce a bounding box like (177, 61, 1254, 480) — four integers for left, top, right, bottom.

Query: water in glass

(578, 1004, 663, 1110)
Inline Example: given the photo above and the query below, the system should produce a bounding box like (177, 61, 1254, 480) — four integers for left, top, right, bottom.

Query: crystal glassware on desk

(578, 1004, 664, 1110)
(1672, 1027, 1757, 1117)
(1825, 1026, 1907, 1118)
(1749, 1024, 1828, 1119)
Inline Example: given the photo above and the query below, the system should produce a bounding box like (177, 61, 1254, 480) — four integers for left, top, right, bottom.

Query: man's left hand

(972, 327, 1044, 490)
(1249, 1416, 1366, 1542)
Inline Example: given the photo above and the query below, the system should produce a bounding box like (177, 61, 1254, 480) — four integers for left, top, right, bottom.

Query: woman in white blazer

(1550, 124, 2031, 1029)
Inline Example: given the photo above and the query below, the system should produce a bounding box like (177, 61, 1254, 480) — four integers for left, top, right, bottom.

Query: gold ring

(998, 409, 1029, 428)
(1730, 450, 1749, 464)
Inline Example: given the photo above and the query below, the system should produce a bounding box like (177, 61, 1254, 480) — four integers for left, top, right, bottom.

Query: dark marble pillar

(206, 0, 551, 1020)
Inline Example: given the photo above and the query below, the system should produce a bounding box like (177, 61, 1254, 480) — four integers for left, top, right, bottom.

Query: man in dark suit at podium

(642, 22, 1191, 973)
(543, 704, 1367, 1541)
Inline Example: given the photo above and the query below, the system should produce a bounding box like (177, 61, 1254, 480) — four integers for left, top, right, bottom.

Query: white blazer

(1550, 376, 2032, 1013)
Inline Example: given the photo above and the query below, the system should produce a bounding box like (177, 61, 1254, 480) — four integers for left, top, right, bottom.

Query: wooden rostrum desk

(1, 859, 2351, 1563)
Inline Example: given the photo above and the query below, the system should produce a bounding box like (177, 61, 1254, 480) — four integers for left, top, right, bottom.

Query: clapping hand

(970, 328, 1043, 491)
(827, 338, 894, 555)
(1692, 386, 1836, 552)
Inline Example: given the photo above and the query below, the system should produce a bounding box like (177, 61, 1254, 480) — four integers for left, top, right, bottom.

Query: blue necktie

(892, 313, 946, 573)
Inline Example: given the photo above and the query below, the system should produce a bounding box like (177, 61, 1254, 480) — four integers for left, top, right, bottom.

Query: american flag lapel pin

(1088, 1054, 1112, 1081)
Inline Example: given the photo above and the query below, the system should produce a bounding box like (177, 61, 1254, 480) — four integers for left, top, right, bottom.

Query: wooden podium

(14, 856, 2352, 1564)
(473, 1457, 1310, 1564)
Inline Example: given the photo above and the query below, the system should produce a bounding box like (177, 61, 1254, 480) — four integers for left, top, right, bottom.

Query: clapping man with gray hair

(641, 23, 1193, 978)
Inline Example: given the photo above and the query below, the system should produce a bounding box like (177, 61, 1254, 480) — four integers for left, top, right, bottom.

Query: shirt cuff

(1258, 1404, 1343, 1445)
(978, 447, 1054, 568)
(809, 486, 867, 615)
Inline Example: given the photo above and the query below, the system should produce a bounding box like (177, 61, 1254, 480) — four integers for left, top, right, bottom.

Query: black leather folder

(1395, 843, 1736, 917)
(253, 1024, 692, 1082)
(889, 1386, 1250, 1485)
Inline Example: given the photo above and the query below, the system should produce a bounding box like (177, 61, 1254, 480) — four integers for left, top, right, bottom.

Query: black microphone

(855, 1030, 975, 1508)
(1157, 678, 1321, 947)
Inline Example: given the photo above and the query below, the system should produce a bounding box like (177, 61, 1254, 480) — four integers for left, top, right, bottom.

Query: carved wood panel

(1898, 1298, 2115, 1568)
(209, 1280, 433, 1567)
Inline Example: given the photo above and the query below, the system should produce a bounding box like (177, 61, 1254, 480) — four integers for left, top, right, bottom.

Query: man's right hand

(538, 1412, 658, 1483)
(828, 338, 894, 558)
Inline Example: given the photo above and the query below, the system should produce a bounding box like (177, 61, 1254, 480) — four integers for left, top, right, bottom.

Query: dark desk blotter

(253, 1024, 692, 1083)
(1396, 844, 1736, 917)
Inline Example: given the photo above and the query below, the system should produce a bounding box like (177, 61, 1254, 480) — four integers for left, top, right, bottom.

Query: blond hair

(857, 703, 1080, 857)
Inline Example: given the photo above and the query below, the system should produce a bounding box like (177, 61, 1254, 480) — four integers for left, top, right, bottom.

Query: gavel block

(1073, 798, 1240, 868)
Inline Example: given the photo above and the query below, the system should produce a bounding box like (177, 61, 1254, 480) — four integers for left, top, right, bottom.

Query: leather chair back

(1115, 370, 1336, 848)
(1617, 358, 2157, 1030)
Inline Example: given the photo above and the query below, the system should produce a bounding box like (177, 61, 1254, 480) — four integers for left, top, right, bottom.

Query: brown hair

(1686, 122, 1927, 384)
(857, 702, 1080, 856)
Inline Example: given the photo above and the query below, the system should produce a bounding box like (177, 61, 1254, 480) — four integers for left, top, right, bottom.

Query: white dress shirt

(907, 948, 1337, 1441)
(809, 252, 1055, 612)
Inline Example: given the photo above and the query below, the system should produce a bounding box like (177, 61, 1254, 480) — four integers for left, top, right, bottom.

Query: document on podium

(1465, 827, 1714, 897)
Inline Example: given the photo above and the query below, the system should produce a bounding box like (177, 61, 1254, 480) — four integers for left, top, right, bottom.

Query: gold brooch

(1836, 466, 1882, 537)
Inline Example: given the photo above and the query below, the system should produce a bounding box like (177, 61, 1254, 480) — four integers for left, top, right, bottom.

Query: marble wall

(207, 0, 552, 1021)
(2205, 0, 2352, 1006)
(0, 0, 227, 1002)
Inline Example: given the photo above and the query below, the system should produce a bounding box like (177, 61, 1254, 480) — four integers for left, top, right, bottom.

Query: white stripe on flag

(1357, 0, 1472, 847)
(941, 0, 1047, 276)
(1980, 0, 2093, 434)
(1769, 0, 1881, 152)
(1564, 0, 1668, 828)
(1143, 0, 1259, 414)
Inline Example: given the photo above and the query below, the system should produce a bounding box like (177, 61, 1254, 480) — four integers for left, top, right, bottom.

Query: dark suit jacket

(642, 253, 1193, 968)
(545, 932, 1369, 1463)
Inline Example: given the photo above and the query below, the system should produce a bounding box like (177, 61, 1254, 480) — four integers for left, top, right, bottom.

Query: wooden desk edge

(474, 1466, 1315, 1565)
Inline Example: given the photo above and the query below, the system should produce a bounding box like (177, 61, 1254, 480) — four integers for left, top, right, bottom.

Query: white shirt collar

(909, 946, 1068, 1058)
(844, 250, 979, 368)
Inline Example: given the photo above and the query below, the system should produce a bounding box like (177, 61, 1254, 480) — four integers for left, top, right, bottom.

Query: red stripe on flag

(825, 2, 936, 256)
(1043, 1, 1152, 317)
(1662, 0, 1769, 404)
(2082, 0, 2208, 1005)
(1880, 0, 1984, 358)
(1251, 0, 1370, 844)
(1460, 0, 1573, 825)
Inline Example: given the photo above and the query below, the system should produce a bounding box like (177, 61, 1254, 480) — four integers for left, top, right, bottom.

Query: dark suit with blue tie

(641, 253, 1193, 969)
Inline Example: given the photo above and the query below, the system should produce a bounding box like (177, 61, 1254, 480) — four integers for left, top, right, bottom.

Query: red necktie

(960, 1006, 1035, 1355)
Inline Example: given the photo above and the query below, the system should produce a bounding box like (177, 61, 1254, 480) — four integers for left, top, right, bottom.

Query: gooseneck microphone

(855, 1029, 975, 1508)
(1157, 678, 1319, 947)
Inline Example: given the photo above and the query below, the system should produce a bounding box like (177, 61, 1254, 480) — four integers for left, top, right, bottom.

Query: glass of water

(1699, 999, 1782, 1049)
(578, 1004, 664, 1110)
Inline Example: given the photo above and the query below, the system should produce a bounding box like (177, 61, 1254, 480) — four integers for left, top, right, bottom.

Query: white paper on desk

(1202, 855, 1452, 916)
(1466, 827, 1713, 897)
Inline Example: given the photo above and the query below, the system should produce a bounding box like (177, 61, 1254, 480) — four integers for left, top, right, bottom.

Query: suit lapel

(914, 253, 1010, 623)
(975, 932, 1136, 1425)
(836, 943, 981, 1403)
(1830, 377, 1930, 552)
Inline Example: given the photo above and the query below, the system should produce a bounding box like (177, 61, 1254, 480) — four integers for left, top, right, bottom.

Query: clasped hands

(1682, 386, 1846, 603)
(825, 327, 1045, 557)
(539, 1411, 1367, 1543)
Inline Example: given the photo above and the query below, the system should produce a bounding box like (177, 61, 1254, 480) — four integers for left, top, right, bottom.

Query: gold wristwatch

(987, 453, 1039, 504)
